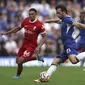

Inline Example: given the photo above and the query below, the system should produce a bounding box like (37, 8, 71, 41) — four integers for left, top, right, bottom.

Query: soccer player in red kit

(0, 8, 47, 79)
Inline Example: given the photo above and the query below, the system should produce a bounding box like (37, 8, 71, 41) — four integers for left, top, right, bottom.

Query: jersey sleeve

(21, 19, 26, 27)
(39, 23, 46, 34)
(64, 17, 74, 25)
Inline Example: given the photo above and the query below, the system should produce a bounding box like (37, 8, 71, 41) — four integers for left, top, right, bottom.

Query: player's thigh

(66, 48, 78, 64)
(18, 57, 28, 64)
(22, 47, 35, 61)
(66, 47, 78, 55)
(56, 51, 68, 63)
(17, 46, 26, 58)
(16, 47, 26, 63)
(68, 54, 78, 64)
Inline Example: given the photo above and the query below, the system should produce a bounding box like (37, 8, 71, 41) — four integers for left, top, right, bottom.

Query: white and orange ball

(39, 71, 50, 82)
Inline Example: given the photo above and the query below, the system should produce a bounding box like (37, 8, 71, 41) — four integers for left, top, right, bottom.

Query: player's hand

(44, 20, 51, 23)
(0, 32, 7, 36)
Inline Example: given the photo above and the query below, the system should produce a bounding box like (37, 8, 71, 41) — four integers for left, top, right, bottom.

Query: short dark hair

(56, 4, 67, 14)
(29, 8, 37, 13)
(80, 11, 85, 15)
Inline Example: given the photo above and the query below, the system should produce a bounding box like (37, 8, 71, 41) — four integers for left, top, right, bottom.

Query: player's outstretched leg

(34, 58, 61, 82)
(34, 64, 56, 83)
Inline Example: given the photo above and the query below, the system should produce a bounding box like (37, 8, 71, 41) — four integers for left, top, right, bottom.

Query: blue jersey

(57, 16, 78, 62)
(77, 21, 85, 48)
(61, 16, 77, 49)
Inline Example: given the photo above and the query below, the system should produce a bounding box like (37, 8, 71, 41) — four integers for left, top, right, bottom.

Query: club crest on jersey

(33, 26, 36, 30)
(41, 25, 44, 29)
(24, 25, 28, 28)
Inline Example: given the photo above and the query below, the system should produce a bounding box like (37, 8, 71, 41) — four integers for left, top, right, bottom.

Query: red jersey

(21, 17, 45, 48)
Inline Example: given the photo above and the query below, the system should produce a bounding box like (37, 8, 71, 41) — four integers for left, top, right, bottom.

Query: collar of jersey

(29, 18, 37, 23)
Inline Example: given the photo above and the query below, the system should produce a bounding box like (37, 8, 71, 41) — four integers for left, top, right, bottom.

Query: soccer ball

(39, 71, 50, 82)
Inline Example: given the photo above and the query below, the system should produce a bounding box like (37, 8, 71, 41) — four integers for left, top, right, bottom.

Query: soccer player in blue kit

(77, 12, 85, 69)
(34, 4, 85, 82)
(77, 12, 85, 53)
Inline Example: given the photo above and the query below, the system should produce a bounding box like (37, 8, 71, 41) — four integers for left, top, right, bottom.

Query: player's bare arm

(73, 22, 85, 29)
(44, 19, 61, 23)
(0, 26, 22, 36)
(38, 32, 47, 48)
(35, 32, 47, 53)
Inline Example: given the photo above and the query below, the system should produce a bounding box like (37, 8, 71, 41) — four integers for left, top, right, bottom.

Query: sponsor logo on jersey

(25, 29, 33, 34)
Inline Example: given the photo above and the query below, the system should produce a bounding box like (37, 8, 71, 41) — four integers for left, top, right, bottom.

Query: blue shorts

(57, 47, 78, 62)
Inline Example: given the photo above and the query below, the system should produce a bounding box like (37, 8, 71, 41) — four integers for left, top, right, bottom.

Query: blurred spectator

(80, 0, 85, 11)
(4, 34, 18, 56)
(0, 1, 5, 12)
(0, 10, 8, 31)
(39, 0, 50, 18)
(73, 3, 82, 21)
(0, 39, 9, 56)
(44, 35, 57, 57)
(66, 0, 75, 17)
(7, 0, 19, 23)
(49, 0, 56, 18)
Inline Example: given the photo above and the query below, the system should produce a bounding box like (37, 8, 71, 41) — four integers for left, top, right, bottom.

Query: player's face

(56, 8, 63, 19)
(80, 14, 85, 21)
(29, 11, 37, 21)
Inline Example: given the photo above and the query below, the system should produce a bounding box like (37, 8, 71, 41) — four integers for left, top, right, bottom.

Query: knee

(16, 57, 24, 64)
(16, 60, 22, 64)
(68, 55, 79, 64)
(52, 58, 62, 65)
(70, 60, 78, 64)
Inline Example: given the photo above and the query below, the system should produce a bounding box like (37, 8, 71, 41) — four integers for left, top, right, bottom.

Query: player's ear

(35, 12, 37, 15)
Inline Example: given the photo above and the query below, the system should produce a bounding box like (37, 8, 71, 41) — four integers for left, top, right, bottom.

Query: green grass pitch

(0, 66, 85, 85)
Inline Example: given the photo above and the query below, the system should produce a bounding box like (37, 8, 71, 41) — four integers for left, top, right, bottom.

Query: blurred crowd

(0, 0, 85, 57)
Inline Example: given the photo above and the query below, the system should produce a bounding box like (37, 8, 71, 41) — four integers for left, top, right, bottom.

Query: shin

(47, 58, 61, 76)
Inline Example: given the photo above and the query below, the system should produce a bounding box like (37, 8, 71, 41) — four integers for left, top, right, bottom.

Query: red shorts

(17, 45, 36, 61)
